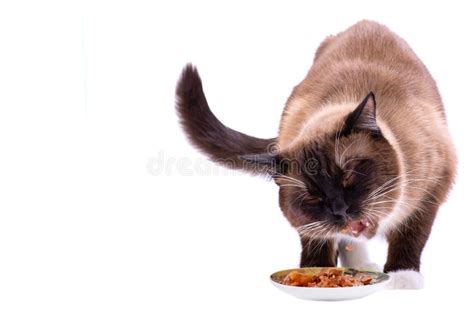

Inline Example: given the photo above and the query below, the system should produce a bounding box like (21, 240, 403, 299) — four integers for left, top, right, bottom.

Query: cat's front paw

(386, 269, 424, 289)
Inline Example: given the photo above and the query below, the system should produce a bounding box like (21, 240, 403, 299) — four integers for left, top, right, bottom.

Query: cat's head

(241, 93, 400, 240)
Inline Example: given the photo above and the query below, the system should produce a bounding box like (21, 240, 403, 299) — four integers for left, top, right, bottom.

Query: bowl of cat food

(270, 267, 390, 301)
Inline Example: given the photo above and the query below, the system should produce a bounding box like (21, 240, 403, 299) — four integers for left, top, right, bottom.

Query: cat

(175, 20, 456, 289)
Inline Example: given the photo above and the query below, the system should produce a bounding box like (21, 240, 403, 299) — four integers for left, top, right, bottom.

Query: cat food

(281, 268, 372, 287)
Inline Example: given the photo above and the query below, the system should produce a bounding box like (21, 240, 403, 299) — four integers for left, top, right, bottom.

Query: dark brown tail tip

(176, 64, 203, 100)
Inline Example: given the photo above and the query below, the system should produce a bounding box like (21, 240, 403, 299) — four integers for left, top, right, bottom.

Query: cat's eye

(342, 171, 356, 187)
(307, 196, 322, 204)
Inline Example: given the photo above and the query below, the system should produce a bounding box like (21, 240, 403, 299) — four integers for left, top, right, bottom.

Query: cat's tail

(175, 64, 277, 174)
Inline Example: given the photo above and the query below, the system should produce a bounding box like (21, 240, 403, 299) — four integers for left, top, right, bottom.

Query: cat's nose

(330, 198, 349, 217)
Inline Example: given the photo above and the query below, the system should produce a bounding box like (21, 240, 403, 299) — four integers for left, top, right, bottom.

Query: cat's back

(317, 21, 418, 68)
(280, 21, 446, 145)
(311, 20, 440, 103)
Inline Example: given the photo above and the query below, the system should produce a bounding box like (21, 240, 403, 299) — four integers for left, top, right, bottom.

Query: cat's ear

(343, 92, 381, 136)
(239, 153, 281, 174)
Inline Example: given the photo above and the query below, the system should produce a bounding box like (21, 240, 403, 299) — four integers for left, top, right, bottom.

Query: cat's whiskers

(278, 184, 307, 189)
(351, 170, 367, 177)
(364, 171, 436, 201)
(403, 184, 441, 202)
(367, 190, 439, 213)
(334, 119, 345, 166)
(289, 191, 309, 211)
(274, 174, 307, 191)
(366, 174, 405, 200)
(338, 140, 357, 166)
(296, 192, 310, 210)
(364, 167, 433, 200)
(297, 221, 326, 233)
(303, 222, 335, 255)
(361, 177, 444, 226)
(365, 176, 443, 206)
(274, 174, 305, 185)
(297, 220, 332, 238)
(341, 157, 366, 170)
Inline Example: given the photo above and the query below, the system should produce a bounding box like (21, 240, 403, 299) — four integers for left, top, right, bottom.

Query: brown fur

(275, 21, 456, 272)
(176, 20, 457, 273)
(175, 65, 276, 174)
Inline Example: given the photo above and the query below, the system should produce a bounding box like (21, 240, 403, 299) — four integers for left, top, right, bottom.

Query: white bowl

(270, 267, 390, 301)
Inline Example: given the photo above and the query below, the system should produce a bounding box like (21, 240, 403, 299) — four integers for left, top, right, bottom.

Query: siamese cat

(175, 20, 456, 289)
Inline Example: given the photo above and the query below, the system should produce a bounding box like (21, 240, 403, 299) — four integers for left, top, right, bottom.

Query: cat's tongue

(347, 218, 370, 237)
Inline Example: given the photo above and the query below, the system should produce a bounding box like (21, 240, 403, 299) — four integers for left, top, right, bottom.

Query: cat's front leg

(299, 237, 337, 267)
(384, 206, 437, 289)
(338, 239, 382, 271)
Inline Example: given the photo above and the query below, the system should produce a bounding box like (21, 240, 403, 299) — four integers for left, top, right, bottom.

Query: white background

(0, 0, 473, 315)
